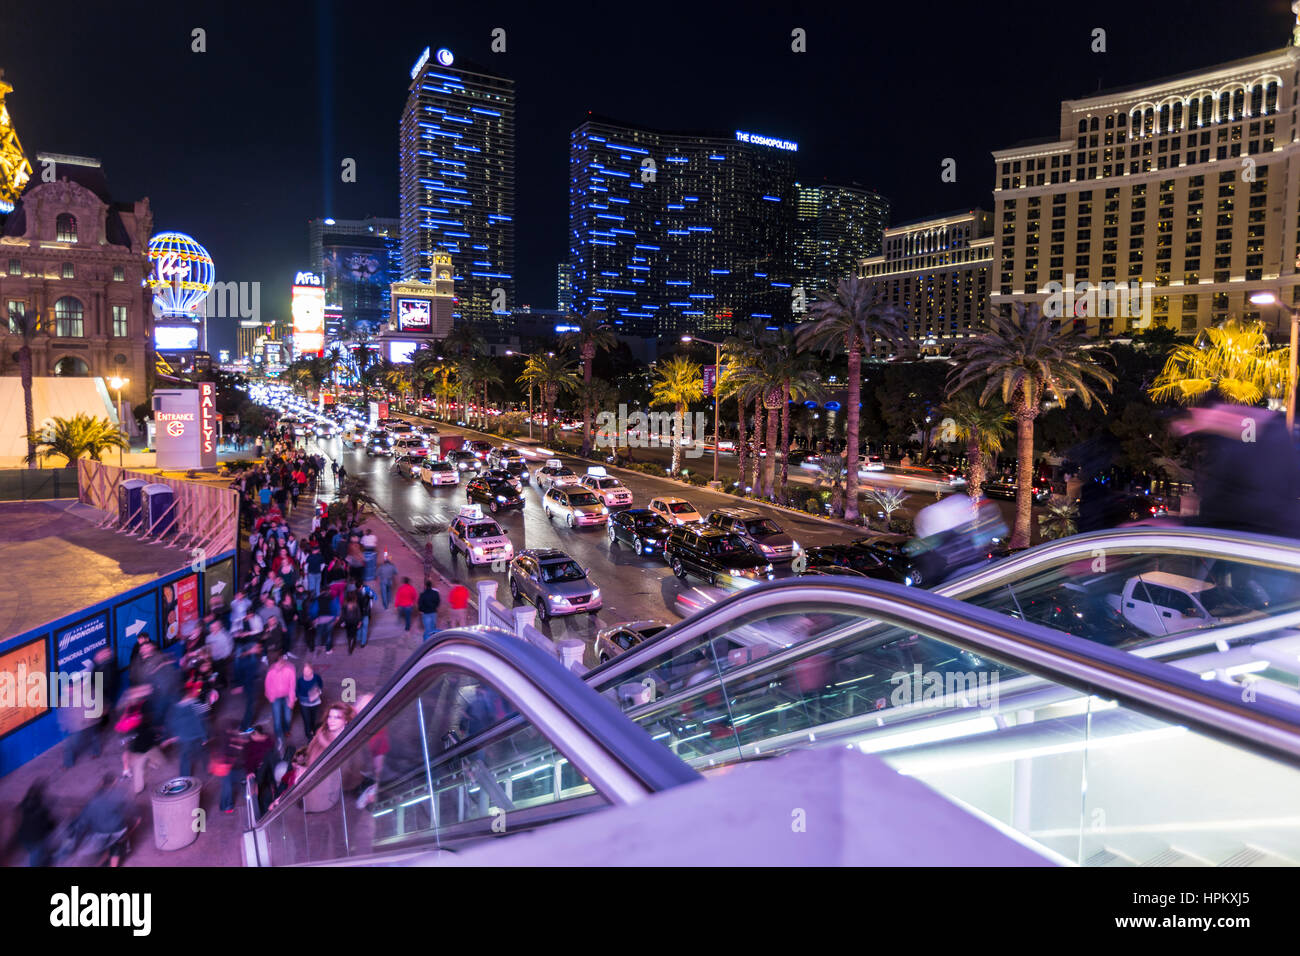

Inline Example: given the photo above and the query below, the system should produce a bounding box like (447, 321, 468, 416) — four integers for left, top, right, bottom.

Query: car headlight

(759, 544, 775, 554)
(548, 594, 566, 604)
(792, 542, 802, 553)
(601, 506, 609, 515)
(473, 546, 484, 555)
(904, 575, 914, 587)
(643, 537, 657, 545)
(496, 494, 507, 502)
(591, 588, 601, 600)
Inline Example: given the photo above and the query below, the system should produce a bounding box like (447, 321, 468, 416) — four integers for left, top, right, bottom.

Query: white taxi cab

(448, 505, 515, 566)
(579, 466, 632, 508)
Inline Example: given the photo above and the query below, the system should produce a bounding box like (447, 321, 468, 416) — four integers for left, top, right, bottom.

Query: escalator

(240, 628, 699, 866)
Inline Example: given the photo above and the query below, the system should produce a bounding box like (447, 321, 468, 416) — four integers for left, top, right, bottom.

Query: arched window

(56, 213, 77, 243)
(1129, 109, 1142, 135)
(1089, 116, 1099, 131)
(1078, 118, 1087, 133)
(53, 356, 90, 377)
(1250, 85, 1264, 117)
(1158, 104, 1171, 133)
(1143, 108, 1155, 135)
(1220, 90, 1233, 121)
(1201, 94, 1215, 124)
(1172, 102, 1183, 131)
(1232, 88, 1245, 120)
(54, 296, 84, 337)
(1188, 99, 1200, 127)
(1266, 81, 1280, 113)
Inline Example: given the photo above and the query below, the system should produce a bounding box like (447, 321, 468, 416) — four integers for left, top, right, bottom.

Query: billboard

(396, 297, 432, 332)
(292, 275, 325, 355)
(55, 613, 109, 672)
(199, 381, 218, 467)
(325, 246, 389, 295)
(153, 389, 202, 469)
(155, 324, 200, 351)
(0, 639, 48, 739)
(389, 340, 418, 364)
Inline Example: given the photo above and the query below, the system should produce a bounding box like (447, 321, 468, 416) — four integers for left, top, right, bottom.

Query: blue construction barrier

(0, 549, 238, 778)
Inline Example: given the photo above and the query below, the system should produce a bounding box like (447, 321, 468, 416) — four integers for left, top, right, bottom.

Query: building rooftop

(1078, 46, 1296, 102)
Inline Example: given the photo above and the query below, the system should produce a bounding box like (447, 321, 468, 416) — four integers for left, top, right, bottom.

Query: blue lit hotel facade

(400, 49, 514, 327)
(569, 117, 798, 339)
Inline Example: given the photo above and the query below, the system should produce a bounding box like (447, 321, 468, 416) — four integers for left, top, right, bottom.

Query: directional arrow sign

(210, 581, 227, 595)
(125, 619, 147, 638)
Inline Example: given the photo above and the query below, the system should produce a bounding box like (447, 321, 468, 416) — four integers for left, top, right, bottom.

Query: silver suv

(706, 508, 801, 563)
(507, 549, 602, 621)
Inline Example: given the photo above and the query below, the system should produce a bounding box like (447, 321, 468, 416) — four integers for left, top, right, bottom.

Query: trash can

(151, 776, 202, 851)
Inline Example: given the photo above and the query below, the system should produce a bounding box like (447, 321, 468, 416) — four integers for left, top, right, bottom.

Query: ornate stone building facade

(0, 154, 153, 412)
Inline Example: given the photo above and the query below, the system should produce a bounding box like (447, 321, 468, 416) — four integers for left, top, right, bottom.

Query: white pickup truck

(1105, 571, 1251, 637)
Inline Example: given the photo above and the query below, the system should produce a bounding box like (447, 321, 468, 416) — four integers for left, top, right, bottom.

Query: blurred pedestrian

(12, 781, 55, 867)
(264, 650, 296, 743)
(447, 582, 471, 629)
(296, 662, 324, 741)
(377, 553, 397, 609)
(418, 580, 442, 641)
(394, 577, 417, 632)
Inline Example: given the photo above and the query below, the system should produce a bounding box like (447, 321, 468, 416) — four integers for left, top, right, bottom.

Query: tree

(3, 303, 46, 469)
(798, 277, 912, 521)
(26, 414, 128, 466)
(720, 320, 769, 495)
(814, 452, 848, 515)
(876, 362, 951, 459)
(949, 304, 1116, 548)
(649, 355, 704, 476)
(1149, 319, 1289, 406)
(1038, 496, 1079, 540)
(383, 366, 415, 412)
(442, 322, 486, 360)
(863, 487, 909, 528)
(518, 353, 580, 445)
(560, 311, 617, 456)
(936, 391, 1012, 501)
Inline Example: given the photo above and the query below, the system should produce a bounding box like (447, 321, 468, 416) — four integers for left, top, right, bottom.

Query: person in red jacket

(393, 577, 418, 633)
(447, 583, 471, 629)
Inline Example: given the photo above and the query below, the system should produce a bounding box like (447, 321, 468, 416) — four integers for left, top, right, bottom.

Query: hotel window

(56, 213, 77, 243)
(112, 305, 128, 337)
(6, 300, 24, 332)
(113, 266, 124, 282)
(7, 258, 18, 276)
(61, 262, 74, 279)
(54, 296, 84, 337)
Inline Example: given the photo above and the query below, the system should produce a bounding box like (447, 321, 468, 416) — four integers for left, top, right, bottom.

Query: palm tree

(649, 355, 704, 476)
(813, 452, 848, 515)
(1038, 496, 1079, 540)
(467, 354, 502, 430)
(576, 377, 617, 453)
(560, 311, 617, 456)
(442, 322, 486, 360)
(1149, 318, 1289, 405)
(26, 413, 128, 466)
(797, 277, 913, 521)
(721, 320, 770, 494)
(936, 391, 1013, 501)
(325, 345, 345, 390)
(518, 353, 580, 444)
(949, 303, 1116, 548)
(383, 366, 415, 412)
(3, 304, 46, 469)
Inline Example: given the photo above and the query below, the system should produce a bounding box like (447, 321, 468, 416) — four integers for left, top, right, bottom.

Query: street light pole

(682, 335, 722, 483)
(109, 376, 129, 468)
(1249, 291, 1299, 432)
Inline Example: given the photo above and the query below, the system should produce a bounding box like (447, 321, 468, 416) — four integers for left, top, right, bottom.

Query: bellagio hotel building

(992, 41, 1300, 337)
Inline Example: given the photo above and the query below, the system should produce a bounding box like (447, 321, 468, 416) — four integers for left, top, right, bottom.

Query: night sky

(0, 0, 1288, 354)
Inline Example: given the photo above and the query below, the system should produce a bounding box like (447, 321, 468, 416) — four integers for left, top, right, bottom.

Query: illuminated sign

(735, 130, 798, 152)
(155, 325, 200, 351)
(199, 381, 217, 467)
(411, 46, 431, 79)
(147, 232, 214, 317)
(292, 280, 326, 355)
(294, 271, 323, 287)
(397, 298, 432, 332)
(389, 341, 418, 364)
(436, 48, 454, 66)
(154, 389, 203, 469)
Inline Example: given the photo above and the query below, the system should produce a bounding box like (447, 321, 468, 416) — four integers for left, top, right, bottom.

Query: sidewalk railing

(0, 467, 79, 501)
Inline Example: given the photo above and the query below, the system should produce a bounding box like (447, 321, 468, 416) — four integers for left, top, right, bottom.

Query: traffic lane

(324, 440, 697, 664)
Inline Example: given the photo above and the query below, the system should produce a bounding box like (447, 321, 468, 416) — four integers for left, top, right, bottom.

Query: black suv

(663, 525, 774, 587)
(851, 534, 925, 586)
(466, 476, 524, 513)
(607, 508, 673, 557)
(802, 543, 910, 583)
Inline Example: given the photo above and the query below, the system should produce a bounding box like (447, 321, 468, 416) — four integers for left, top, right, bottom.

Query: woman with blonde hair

(305, 701, 354, 766)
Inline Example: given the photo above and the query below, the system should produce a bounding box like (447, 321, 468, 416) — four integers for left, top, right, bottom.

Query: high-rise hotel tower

(400, 47, 514, 328)
(991, 30, 1300, 336)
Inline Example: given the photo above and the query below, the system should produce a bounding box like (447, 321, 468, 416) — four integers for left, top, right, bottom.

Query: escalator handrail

(593, 524, 1300, 690)
(250, 625, 700, 835)
(590, 576, 1300, 765)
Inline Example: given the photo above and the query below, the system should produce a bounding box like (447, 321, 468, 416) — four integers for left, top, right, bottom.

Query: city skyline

(0, 0, 1287, 355)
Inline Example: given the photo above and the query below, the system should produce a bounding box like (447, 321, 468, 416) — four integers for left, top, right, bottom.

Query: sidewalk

(0, 468, 468, 867)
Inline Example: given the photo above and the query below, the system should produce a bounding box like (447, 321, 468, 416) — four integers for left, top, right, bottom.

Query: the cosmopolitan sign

(735, 130, 798, 152)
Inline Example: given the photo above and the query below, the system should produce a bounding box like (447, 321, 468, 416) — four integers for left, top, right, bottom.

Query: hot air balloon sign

(147, 232, 214, 317)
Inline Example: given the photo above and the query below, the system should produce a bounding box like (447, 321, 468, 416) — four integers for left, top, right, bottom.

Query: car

(852, 534, 926, 586)
(859, 454, 886, 472)
(467, 476, 524, 513)
(543, 486, 609, 528)
(795, 565, 871, 578)
(984, 477, 1051, 502)
(466, 439, 494, 459)
(446, 450, 484, 474)
(648, 496, 704, 526)
(662, 525, 774, 588)
(500, 458, 531, 485)
(393, 436, 431, 458)
(365, 437, 393, 457)
(579, 467, 633, 507)
(594, 620, 670, 664)
(534, 459, 580, 492)
(507, 549, 602, 621)
(482, 467, 523, 494)
(706, 508, 801, 563)
(787, 450, 823, 467)
(419, 459, 460, 487)
(906, 464, 966, 486)
(392, 454, 428, 480)
(487, 446, 527, 470)
(448, 506, 515, 566)
(607, 508, 673, 557)
(802, 543, 914, 584)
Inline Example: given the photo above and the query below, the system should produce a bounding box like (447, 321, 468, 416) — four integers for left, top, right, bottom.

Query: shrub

(888, 515, 914, 535)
